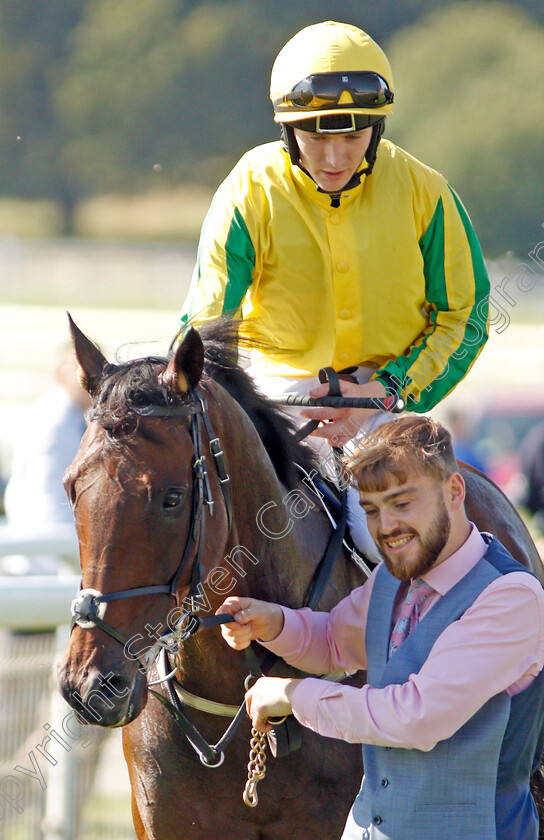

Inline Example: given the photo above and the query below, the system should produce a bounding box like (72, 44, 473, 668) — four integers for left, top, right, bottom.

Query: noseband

(70, 385, 232, 658)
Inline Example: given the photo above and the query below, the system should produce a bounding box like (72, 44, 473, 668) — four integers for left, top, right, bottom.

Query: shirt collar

(422, 523, 487, 596)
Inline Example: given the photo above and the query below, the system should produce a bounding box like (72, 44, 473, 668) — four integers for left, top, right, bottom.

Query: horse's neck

(207, 386, 339, 607)
(227, 466, 331, 607)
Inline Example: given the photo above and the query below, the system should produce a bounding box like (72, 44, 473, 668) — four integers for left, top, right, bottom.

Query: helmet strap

(357, 119, 385, 177)
(280, 117, 385, 205)
(280, 124, 300, 166)
(322, 119, 385, 203)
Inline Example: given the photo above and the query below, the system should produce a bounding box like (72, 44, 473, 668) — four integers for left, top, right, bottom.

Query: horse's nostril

(104, 673, 132, 700)
(69, 671, 140, 726)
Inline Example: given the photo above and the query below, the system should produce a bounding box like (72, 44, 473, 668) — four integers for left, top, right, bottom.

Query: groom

(218, 415, 544, 840)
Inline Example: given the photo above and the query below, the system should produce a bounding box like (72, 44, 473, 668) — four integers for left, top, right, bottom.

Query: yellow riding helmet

(270, 21, 394, 126)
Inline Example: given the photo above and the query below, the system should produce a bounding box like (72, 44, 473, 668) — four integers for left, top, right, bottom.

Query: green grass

(0, 796, 136, 840)
(78, 793, 137, 839)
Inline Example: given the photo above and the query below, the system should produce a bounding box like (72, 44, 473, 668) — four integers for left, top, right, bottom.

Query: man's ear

(447, 472, 466, 511)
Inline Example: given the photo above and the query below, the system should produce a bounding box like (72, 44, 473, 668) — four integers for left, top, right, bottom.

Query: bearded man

(218, 416, 544, 840)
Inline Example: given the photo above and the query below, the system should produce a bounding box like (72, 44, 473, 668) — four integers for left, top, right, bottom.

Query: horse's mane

(91, 319, 318, 489)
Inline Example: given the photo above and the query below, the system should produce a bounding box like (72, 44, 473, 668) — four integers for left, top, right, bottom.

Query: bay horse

(57, 317, 544, 840)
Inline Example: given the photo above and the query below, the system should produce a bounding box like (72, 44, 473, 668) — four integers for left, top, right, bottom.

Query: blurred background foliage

(0, 0, 543, 255)
(386, 2, 544, 257)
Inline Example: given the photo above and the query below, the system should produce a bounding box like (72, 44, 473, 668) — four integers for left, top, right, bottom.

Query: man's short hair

(348, 416, 458, 492)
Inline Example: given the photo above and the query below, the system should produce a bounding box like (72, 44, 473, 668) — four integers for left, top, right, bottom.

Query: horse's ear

(67, 312, 109, 395)
(164, 326, 204, 394)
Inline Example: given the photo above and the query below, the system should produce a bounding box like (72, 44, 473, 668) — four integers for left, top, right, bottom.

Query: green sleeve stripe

(419, 196, 448, 317)
(182, 201, 255, 323)
(181, 192, 218, 323)
(447, 185, 490, 311)
(375, 190, 489, 412)
(385, 196, 448, 406)
(223, 206, 255, 315)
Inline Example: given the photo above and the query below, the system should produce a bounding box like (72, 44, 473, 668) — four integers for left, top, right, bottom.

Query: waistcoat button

(380, 778, 389, 787)
(372, 815, 383, 825)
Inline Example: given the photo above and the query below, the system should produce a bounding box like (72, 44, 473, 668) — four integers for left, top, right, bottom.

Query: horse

(57, 317, 544, 840)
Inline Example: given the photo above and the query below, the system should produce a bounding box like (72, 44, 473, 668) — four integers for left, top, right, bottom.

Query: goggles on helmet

(274, 72, 393, 113)
(290, 113, 383, 134)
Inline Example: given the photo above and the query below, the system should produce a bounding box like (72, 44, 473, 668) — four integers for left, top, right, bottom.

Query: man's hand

(300, 379, 387, 447)
(245, 676, 301, 732)
(216, 596, 285, 650)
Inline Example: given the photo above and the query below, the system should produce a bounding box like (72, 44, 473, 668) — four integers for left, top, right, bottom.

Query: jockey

(179, 21, 490, 559)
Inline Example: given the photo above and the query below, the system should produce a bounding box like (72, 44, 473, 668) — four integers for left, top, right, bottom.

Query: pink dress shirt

(263, 525, 544, 751)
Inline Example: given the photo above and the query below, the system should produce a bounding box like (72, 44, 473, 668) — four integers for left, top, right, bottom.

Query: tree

(1, 0, 542, 243)
(385, 1, 544, 256)
(55, 0, 275, 194)
(53, 0, 428, 197)
(0, 0, 86, 232)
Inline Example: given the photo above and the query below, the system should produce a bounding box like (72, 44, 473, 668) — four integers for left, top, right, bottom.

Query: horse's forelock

(91, 355, 189, 432)
(87, 320, 317, 485)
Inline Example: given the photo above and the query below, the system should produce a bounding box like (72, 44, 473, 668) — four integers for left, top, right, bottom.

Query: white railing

(0, 521, 134, 839)
(0, 520, 80, 630)
(0, 521, 79, 565)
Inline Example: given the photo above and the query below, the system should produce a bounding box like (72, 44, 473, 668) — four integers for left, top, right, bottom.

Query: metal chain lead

(242, 728, 268, 807)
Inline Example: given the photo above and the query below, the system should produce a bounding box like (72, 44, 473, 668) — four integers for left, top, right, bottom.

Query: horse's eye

(64, 478, 77, 509)
(163, 489, 186, 510)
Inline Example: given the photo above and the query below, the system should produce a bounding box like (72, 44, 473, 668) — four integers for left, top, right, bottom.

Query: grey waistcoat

(351, 536, 544, 840)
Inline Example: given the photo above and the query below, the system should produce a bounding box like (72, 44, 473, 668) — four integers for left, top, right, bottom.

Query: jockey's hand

(300, 379, 387, 447)
(245, 676, 301, 732)
(216, 596, 284, 650)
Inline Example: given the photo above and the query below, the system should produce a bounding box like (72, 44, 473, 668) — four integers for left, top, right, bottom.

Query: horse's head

(57, 317, 234, 726)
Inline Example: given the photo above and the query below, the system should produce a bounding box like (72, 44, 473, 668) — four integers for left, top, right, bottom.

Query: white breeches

(247, 365, 391, 565)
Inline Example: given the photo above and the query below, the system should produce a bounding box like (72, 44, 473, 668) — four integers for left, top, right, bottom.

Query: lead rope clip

(242, 728, 268, 807)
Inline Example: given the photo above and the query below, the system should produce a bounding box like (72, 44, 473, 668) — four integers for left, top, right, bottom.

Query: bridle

(69, 382, 295, 771)
(69, 373, 397, 771)
(70, 384, 233, 665)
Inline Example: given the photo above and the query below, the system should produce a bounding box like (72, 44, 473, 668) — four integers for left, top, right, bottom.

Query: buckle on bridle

(209, 437, 230, 484)
(194, 455, 214, 515)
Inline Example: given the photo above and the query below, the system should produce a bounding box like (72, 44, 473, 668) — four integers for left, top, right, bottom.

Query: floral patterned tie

(388, 578, 434, 657)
